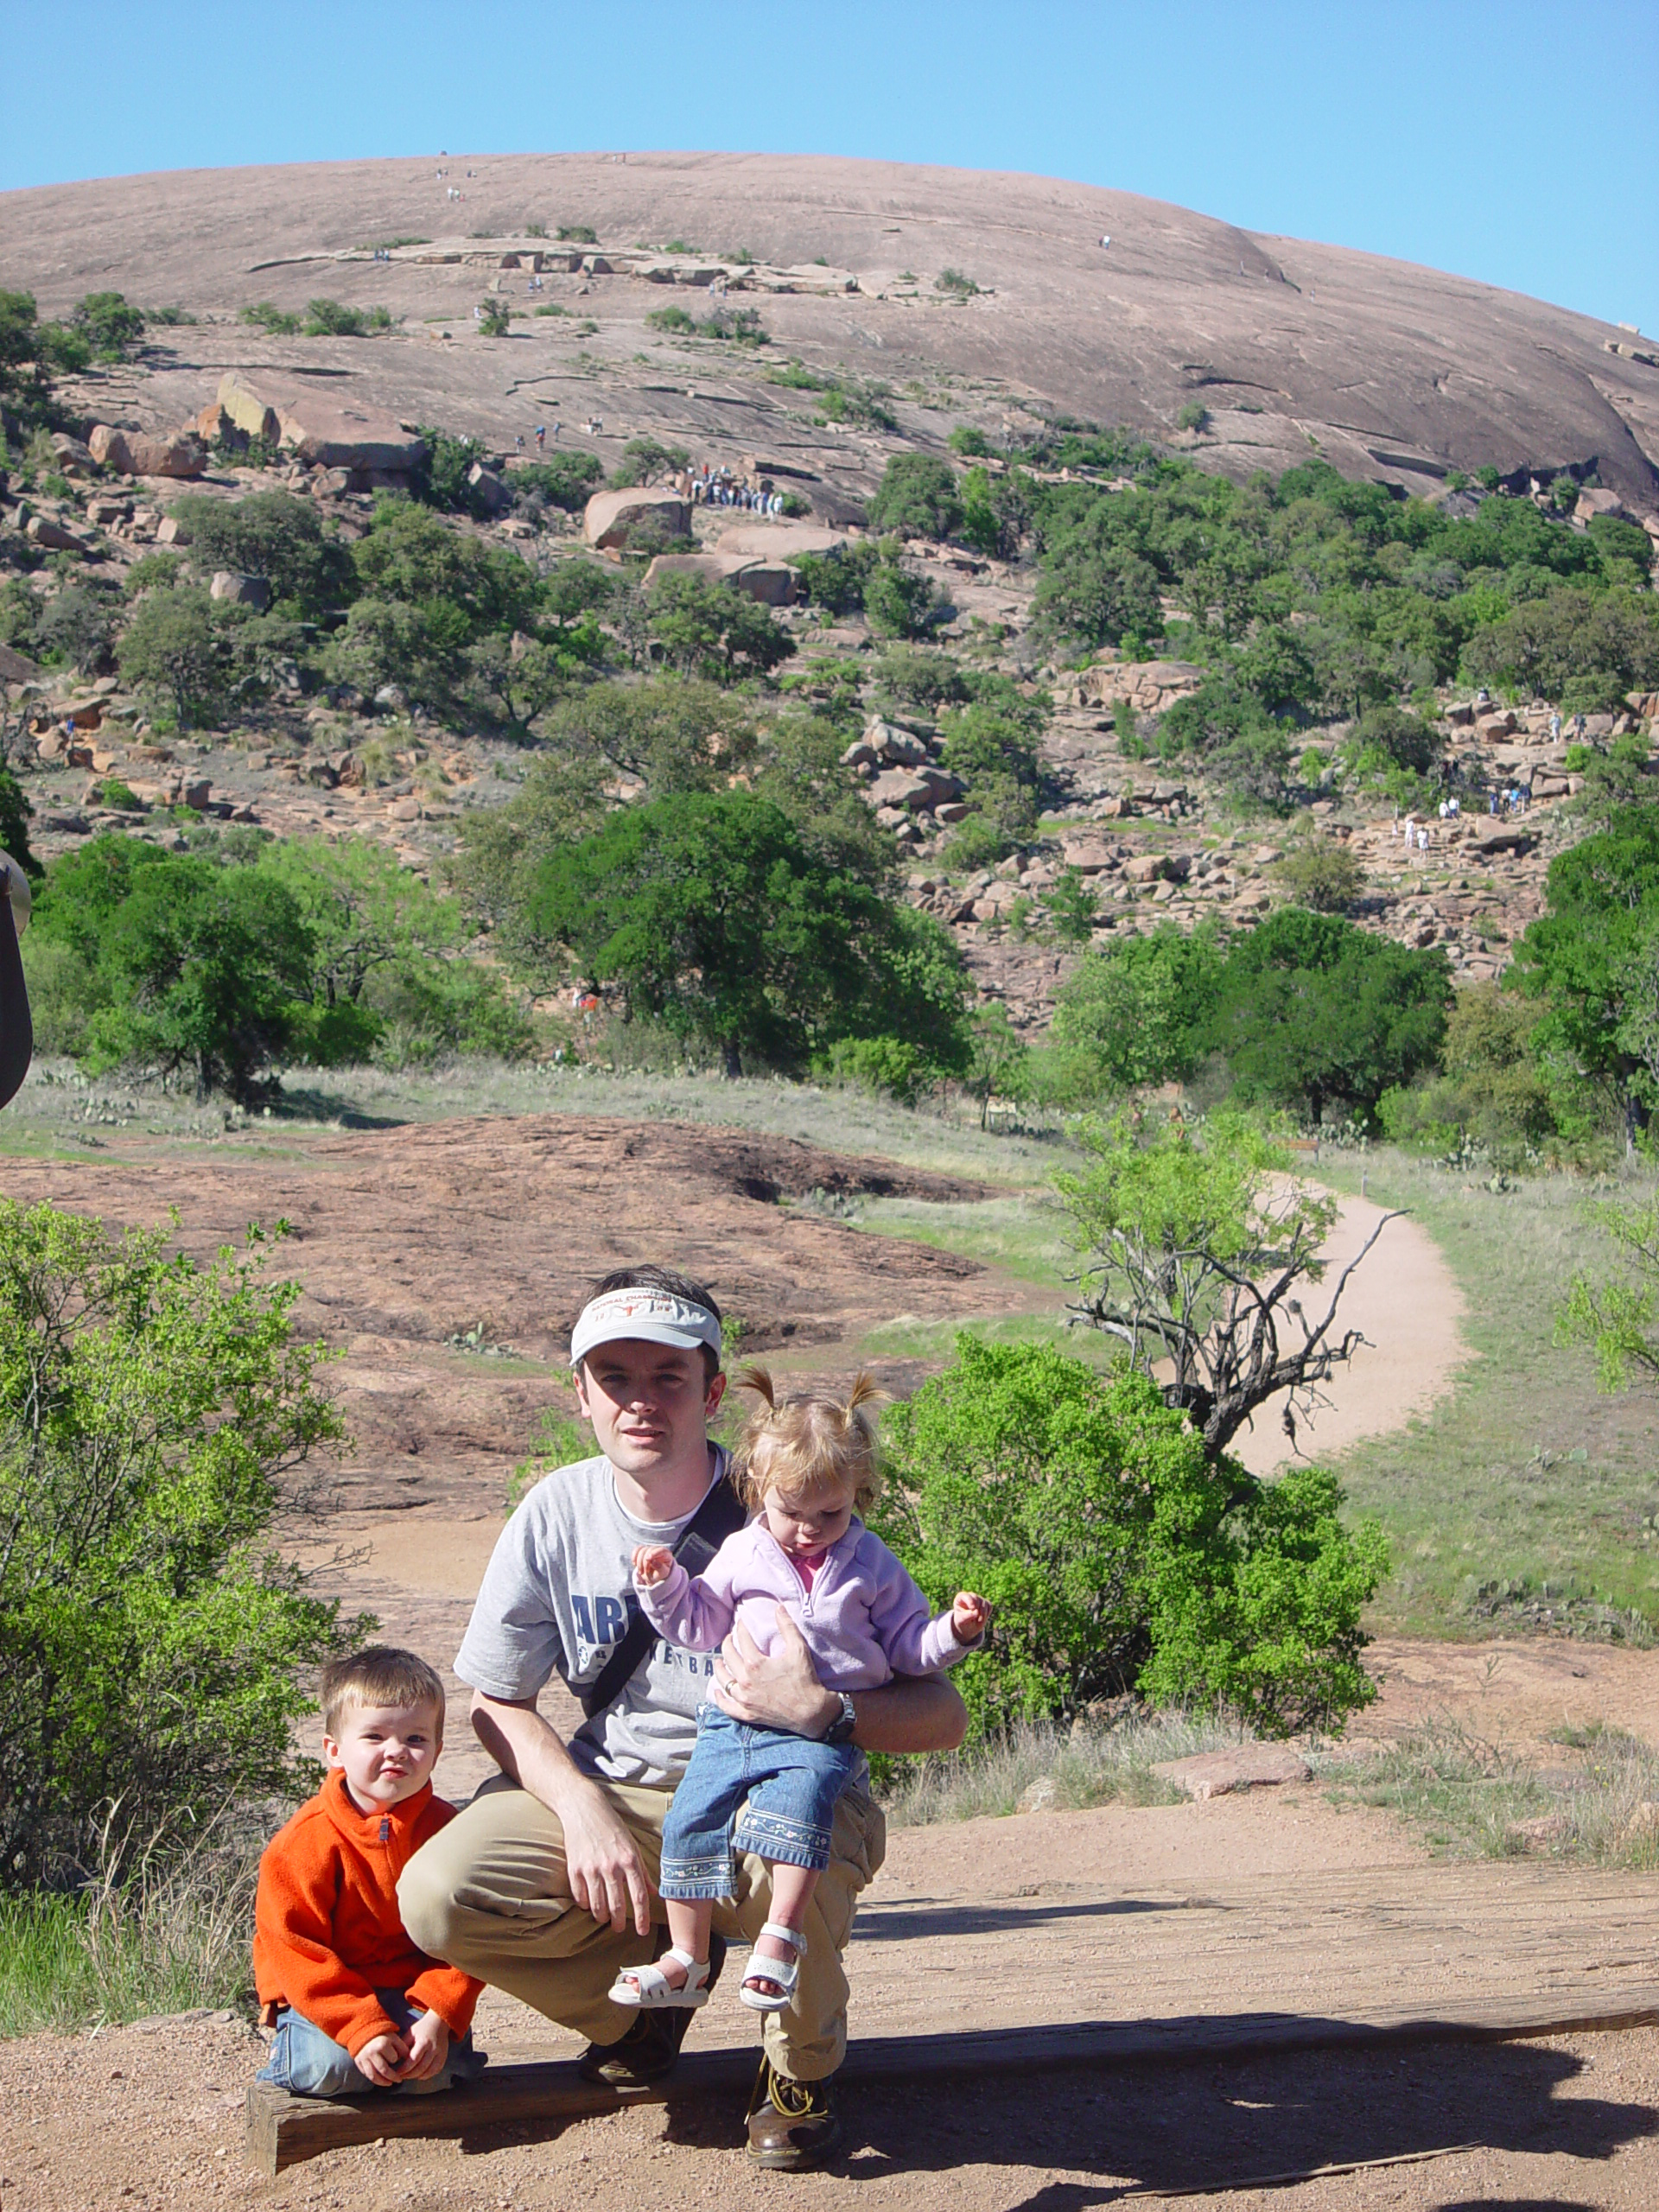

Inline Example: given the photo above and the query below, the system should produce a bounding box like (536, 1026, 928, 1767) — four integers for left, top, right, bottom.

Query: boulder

(1079, 658, 1203, 712)
(210, 571, 271, 610)
(215, 375, 283, 447)
(1152, 1745, 1311, 1802)
(467, 461, 513, 516)
(716, 521, 848, 559)
(583, 487, 690, 550)
(50, 432, 95, 476)
(1058, 836, 1118, 874)
(0, 644, 41, 686)
(864, 717, 930, 767)
(867, 766, 964, 813)
(88, 427, 207, 480)
(25, 515, 86, 552)
(1575, 486, 1641, 528)
(215, 372, 424, 474)
(155, 514, 189, 545)
(641, 550, 798, 605)
(1122, 853, 1170, 883)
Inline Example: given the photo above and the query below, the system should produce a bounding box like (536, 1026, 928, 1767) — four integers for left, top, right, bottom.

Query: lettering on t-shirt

(566, 1592, 717, 1684)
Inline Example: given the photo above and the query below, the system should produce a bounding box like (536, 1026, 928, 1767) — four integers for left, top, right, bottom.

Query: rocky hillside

(1, 150, 1656, 508)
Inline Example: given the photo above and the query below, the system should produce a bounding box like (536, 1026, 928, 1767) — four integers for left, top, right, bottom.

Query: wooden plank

(245, 1983, 1659, 2176)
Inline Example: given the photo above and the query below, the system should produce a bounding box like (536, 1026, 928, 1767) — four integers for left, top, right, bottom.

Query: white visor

(571, 1287, 722, 1367)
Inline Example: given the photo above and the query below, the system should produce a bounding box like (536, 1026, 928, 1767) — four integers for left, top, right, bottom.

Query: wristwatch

(823, 1690, 857, 1746)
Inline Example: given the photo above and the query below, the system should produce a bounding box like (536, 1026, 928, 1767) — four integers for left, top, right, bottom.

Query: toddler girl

(609, 1369, 988, 2014)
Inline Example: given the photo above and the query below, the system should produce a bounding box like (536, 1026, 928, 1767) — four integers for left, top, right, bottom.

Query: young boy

(254, 1648, 486, 2098)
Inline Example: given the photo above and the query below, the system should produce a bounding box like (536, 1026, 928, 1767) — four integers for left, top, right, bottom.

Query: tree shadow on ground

(655, 2033, 1653, 2202)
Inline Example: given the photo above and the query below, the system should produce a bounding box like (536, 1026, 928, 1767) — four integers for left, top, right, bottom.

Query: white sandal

(739, 1922, 807, 2012)
(608, 1948, 712, 2010)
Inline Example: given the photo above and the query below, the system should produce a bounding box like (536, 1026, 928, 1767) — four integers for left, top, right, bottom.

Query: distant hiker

(397, 1268, 968, 2170)
(535, 425, 547, 451)
(254, 1649, 486, 2099)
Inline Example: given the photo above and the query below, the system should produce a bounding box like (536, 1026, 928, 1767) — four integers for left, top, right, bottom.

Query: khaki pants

(398, 1773, 886, 2082)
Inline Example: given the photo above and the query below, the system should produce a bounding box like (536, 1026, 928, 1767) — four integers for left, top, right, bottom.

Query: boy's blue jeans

(658, 1706, 858, 1900)
(257, 1986, 486, 2099)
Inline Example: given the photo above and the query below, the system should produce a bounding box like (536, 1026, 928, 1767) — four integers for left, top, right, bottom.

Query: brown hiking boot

(577, 1933, 725, 2087)
(746, 2056, 842, 2169)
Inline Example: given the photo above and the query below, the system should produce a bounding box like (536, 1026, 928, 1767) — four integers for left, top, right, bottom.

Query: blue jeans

(658, 1706, 858, 1900)
(257, 1986, 487, 2099)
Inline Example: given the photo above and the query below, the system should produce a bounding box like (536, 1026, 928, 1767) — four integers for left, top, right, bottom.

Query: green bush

(948, 427, 989, 457)
(864, 554, 939, 640)
(72, 291, 145, 362)
(934, 269, 980, 298)
(645, 305, 697, 334)
(876, 1338, 1386, 1745)
(168, 489, 353, 619)
(240, 302, 302, 335)
(609, 436, 690, 490)
(821, 1033, 931, 1103)
(645, 573, 796, 683)
(557, 225, 599, 244)
(512, 451, 604, 512)
(868, 454, 963, 542)
(478, 301, 512, 338)
(302, 299, 392, 338)
(0, 1201, 356, 1884)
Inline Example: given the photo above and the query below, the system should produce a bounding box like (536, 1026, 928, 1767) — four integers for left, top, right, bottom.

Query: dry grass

(1317, 1719, 1659, 1869)
(879, 1712, 1256, 1828)
(0, 1820, 261, 2039)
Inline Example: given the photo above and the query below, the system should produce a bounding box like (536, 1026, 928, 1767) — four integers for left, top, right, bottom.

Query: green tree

(1207, 907, 1451, 1124)
(71, 851, 315, 1099)
(71, 291, 145, 361)
(513, 451, 604, 513)
(1037, 924, 1227, 1100)
(522, 791, 911, 1076)
(115, 588, 235, 729)
(170, 490, 353, 618)
(863, 554, 938, 640)
(645, 574, 796, 683)
(0, 1201, 355, 1883)
(1057, 1113, 1395, 1459)
(608, 437, 690, 489)
(1510, 803, 1659, 1146)
(1560, 1198, 1659, 1395)
(875, 1338, 1385, 1745)
(867, 454, 963, 542)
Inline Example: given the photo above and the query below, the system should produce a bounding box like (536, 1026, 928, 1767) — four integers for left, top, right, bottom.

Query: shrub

(168, 489, 353, 619)
(645, 305, 697, 334)
(512, 450, 604, 513)
(556, 225, 599, 245)
(302, 299, 392, 337)
(478, 301, 512, 338)
(240, 302, 302, 335)
(72, 291, 145, 362)
(1177, 401, 1210, 434)
(876, 1338, 1386, 1745)
(948, 427, 989, 457)
(645, 573, 796, 683)
(863, 555, 939, 640)
(868, 454, 963, 543)
(1272, 834, 1365, 913)
(0, 1200, 355, 1884)
(609, 436, 690, 489)
(934, 268, 980, 297)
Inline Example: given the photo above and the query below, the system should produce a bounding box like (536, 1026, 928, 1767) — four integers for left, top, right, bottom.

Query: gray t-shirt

(454, 1451, 728, 1788)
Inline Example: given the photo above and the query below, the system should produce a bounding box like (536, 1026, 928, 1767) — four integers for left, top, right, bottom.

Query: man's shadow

(655, 2031, 1653, 2201)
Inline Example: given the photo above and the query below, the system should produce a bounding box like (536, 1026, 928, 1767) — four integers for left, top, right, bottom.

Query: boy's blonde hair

(320, 1647, 447, 1740)
(731, 1366, 886, 1516)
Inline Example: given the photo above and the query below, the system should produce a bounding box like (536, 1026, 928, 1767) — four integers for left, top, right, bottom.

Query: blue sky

(4, 1, 1655, 337)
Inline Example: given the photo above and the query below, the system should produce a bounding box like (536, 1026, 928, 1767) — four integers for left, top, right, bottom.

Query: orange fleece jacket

(253, 1772, 482, 2056)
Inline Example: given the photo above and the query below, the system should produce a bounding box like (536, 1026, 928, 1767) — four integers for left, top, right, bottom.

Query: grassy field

(1316, 1151, 1659, 1640)
(9, 1055, 1657, 1640)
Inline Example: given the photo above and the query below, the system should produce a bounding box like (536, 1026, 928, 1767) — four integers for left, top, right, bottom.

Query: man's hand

(632, 1542, 674, 1586)
(713, 1610, 837, 1738)
(560, 1776, 655, 1936)
(952, 1591, 992, 1640)
(400, 2008, 452, 2083)
(354, 2030, 410, 2088)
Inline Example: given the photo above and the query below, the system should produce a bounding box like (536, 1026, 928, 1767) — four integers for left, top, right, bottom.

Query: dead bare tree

(1057, 1114, 1402, 1466)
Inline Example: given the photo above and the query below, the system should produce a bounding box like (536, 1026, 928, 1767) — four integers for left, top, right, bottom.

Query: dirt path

(1231, 1190, 1469, 1477)
(11, 1815, 1659, 2211)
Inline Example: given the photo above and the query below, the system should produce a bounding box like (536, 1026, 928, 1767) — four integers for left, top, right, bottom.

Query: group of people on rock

(687, 465, 786, 514)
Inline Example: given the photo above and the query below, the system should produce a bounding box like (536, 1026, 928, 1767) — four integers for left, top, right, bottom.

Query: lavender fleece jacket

(634, 1516, 972, 1691)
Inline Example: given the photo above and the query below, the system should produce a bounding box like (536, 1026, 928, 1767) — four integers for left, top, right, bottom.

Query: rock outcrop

(582, 487, 690, 549)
